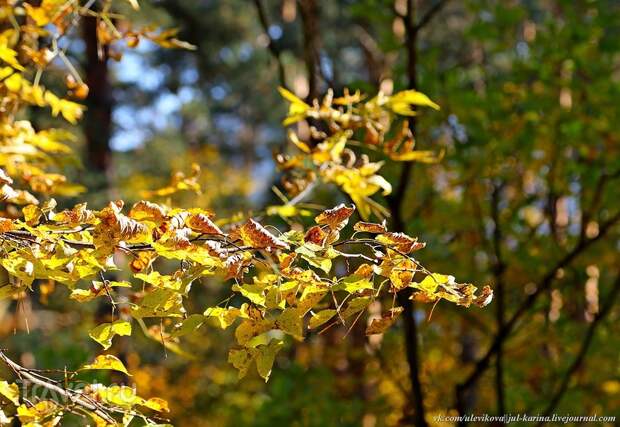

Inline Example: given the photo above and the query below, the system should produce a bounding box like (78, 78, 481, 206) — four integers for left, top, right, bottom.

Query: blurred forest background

(2, 0, 619, 426)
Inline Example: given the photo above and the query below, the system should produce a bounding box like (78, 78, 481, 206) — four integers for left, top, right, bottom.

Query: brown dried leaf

(236, 219, 289, 250)
(353, 263, 374, 279)
(474, 285, 494, 307)
(376, 232, 425, 253)
(186, 213, 223, 235)
(365, 307, 404, 335)
(94, 201, 148, 248)
(304, 225, 326, 245)
(225, 252, 252, 280)
(54, 203, 95, 226)
(129, 201, 166, 222)
(315, 204, 355, 230)
(0, 218, 14, 233)
(353, 221, 387, 233)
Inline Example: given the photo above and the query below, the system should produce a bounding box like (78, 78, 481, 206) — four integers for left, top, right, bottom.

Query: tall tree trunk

(299, 0, 320, 102)
(387, 0, 428, 425)
(82, 15, 112, 176)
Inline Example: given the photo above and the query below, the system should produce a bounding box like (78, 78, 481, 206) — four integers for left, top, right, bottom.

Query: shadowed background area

(1, 1, 619, 426)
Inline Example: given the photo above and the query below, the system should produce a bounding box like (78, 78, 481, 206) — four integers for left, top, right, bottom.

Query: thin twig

(536, 272, 620, 426)
(253, 0, 288, 89)
(456, 210, 620, 415)
(0, 351, 116, 424)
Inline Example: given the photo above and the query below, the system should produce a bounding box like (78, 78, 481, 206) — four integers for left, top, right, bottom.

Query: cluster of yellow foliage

(0, 1, 491, 425)
(276, 87, 444, 219)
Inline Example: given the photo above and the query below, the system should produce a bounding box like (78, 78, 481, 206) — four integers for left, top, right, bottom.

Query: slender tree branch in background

(388, 2, 452, 425)
(413, 0, 450, 35)
(355, 25, 387, 87)
(82, 8, 112, 177)
(390, 0, 451, 229)
(491, 182, 507, 416)
(537, 272, 620, 426)
(253, 0, 288, 89)
(298, 0, 320, 102)
(456, 210, 620, 421)
(580, 169, 620, 242)
(389, 1, 425, 426)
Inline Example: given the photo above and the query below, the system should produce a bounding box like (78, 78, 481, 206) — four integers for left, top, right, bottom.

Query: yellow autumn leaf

(142, 397, 170, 413)
(131, 288, 185, 318)
(0, 44, 24, 70)
(341, 296, 372, 319)
(0, 381, 20, 405)
(17, 401, 58, 424)
(376, 232, 426, 253)
(228, 347, 255, 379)
(276, 307, 303, 339)
(89, 320, 132, 350)
(204, 306, 242, 329)
(278, 87, 311, 126)
(4, 72, 22, 92)
(170, 314, 205, 337)
(387, 90, 440, 116)
(81, 354, 131, 376)
(126, 0, 140, 10)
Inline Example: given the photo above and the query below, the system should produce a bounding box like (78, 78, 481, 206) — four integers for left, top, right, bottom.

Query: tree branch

(537, 272, 620, 426)
(388, 1, 428, 426)
(490, 182, 506, 417)
(252, 0, 288, 89)
(456, 210, 620, 417)
(0, 351, 116, 424)
(413, 0, 450, 35)
(298, 0, 320, 102)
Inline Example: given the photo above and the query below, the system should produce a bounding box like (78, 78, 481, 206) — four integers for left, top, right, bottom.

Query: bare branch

(0, 351, 116, 424)
(537, 272, 620, 426)
(298, 0, 321, 101)
(413, 0, 450, 35)
(252, 0, 288, 89)
(490, 181, 506, 416)
(456, 210, 620, 415)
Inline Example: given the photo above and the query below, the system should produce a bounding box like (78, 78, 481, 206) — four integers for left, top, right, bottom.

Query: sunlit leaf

(81, 354, 131, 376)
(0, 381, 19, 406)
(89, 321, 132, 350)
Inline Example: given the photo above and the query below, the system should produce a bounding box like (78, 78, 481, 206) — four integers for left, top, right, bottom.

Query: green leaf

(308, 309, 337, 329)
(341, 296, 372, 319)
(255, 339, 284, 382)
(171, 314, 206, 337)
(276, 307, 303, 339)
(131, 288, 185, 318)
(228, 348, 255, 380)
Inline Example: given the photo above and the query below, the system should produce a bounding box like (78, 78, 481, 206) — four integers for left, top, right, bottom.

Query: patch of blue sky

(112, 44, 164, 91)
